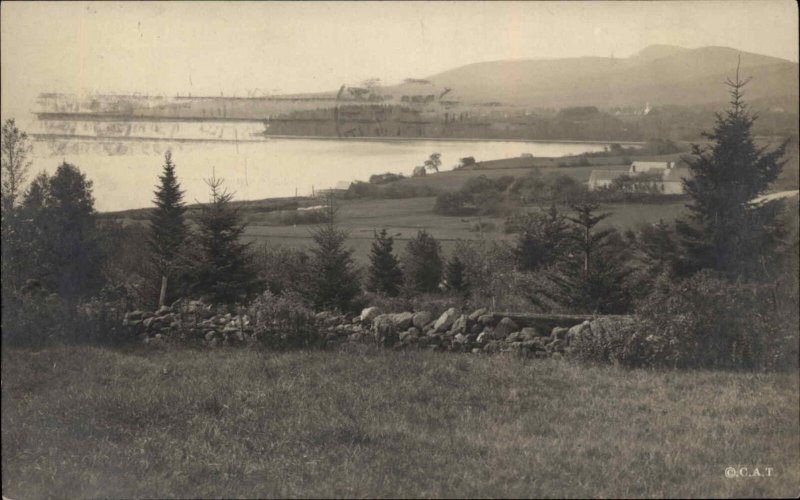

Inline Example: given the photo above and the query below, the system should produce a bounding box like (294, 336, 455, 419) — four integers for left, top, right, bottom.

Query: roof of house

(630, 161, 670, 172)
(588, 169, 626, 183)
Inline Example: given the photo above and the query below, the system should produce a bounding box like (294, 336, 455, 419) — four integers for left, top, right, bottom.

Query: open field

(241, 196, 689, 264)
(2, 345, 798, 498)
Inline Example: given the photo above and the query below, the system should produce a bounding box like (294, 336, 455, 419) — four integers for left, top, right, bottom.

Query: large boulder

(448, 315, 469, 336)
(566, 321, 592, 345)
(389, 312, 415, 330)
(372, 314, 398, 345)
(412, 311, 433, 329)
(433, 308, 458, 332)
(468, 308, 488, 322)
(520, 327, 543, 341)
(360, 307, 381, 323)
(477, 313, 497, 327)
(492, 317, 519, 340)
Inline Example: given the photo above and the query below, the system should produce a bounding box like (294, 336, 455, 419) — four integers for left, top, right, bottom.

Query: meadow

(240, 196, 688, 264)
(2, 345, 798, 498)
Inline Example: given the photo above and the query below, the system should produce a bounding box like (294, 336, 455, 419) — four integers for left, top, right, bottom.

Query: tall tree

(193, 174, 261, 305)
(1, 119, 33, 296)
(18, 163, 105, 305)
(366, 228, 403, 296)
(149, 151, 188, 304)
(676, 64, 786, 280)
(307, 198, 361, 311)
(540, 202, 632, 314)
(403, 229, 443, 293)
(1, 119, 32, 212)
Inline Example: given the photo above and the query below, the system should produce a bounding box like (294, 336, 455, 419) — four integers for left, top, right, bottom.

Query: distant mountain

(415, 45, 798, 108)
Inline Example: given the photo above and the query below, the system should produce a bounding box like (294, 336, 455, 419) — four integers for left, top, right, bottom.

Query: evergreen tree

(20, 163, 105, 305)
(193, 175, 261, 305)
(403, 229, 443, 293)
(514, 204, 569, 271)
(308, 199, 361, 311)
(366, 228, 403, 296)
(541, 202, 632, 314)
(149, 151, 188, 303)
(636, 219, 680, 280)
(676, 65, 786, 280)
(444, 254, 468, 293)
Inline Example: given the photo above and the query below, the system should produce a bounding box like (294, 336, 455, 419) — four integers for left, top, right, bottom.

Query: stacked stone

(123, 301, 256, 347)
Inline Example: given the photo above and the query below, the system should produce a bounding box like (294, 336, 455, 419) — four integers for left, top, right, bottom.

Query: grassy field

(2, 345, 798, 498)
(240, 196, 689, 264)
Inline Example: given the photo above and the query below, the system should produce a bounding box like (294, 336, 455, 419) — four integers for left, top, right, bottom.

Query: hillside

(422, 45, 798, 108)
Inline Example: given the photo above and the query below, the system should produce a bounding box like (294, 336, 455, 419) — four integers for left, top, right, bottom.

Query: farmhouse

(587, 170, 625, 190)
(588, 161, 691, 194)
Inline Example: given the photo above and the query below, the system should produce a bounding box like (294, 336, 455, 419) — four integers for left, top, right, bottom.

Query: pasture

(241, 196, 688, 264)
(2, 345, 798, 498)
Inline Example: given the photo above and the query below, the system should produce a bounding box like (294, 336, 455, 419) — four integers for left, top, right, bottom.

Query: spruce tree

(541, 202, 632, 314)
(403, 229, 443, 293)
(676, 64, 786, 280)
(308, 198, 361, 311)
(444, 254, 468, 293)
(149, 151, 188, 304)
(193, 175, 261, 305)
(366, 228, 403, 296)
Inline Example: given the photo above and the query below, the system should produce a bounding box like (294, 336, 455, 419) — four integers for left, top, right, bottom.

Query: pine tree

(308, 198, 361, 311)
(541, 202, 632, 314)
(366, 228, 403, 296)
(193, 174, 262, 305)
(444, 255, 468, 293)
(403, 229, 443, 293)
(149, 151, 188, 304)
(676, 63, 786, 280)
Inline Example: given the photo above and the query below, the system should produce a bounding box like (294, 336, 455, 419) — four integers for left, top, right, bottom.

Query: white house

(588, 161, 691, 194)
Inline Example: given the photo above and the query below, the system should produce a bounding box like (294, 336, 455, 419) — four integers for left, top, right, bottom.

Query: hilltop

(417, 45, 797, 108)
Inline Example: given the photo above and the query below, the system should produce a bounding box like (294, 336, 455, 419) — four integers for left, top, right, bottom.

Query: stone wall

(124, 301, 631, 359)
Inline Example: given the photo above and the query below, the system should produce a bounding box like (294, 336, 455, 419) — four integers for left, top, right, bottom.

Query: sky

(2, 0, 798, 123)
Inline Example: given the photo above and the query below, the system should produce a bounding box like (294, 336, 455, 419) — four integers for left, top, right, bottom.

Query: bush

(247, 291, 320, 348)
(369, 172, 404, 185)
(254, 244, 312, 297)
(1, 289, 129, 347)
(631, 271, 798, 369)
(277, 209, 331, 226)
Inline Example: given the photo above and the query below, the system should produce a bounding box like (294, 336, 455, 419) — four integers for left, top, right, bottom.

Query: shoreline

(32, 131, 645, 147)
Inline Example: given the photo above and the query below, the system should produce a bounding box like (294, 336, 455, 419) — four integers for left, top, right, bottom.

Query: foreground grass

(2, 345, 798, 498)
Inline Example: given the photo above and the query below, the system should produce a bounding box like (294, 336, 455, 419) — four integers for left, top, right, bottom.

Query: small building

(588, 161, 691, 194)
(661, 167, 691, 194)
(588, 169, 627, 190)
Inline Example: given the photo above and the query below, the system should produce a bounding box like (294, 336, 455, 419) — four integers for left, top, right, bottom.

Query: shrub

(277, 209, 331, 226)
(632, 271, 798, 369)
(369, 172, 404, 185)
(254, 244, 312, 297)
(434, 191, 474, 216)
(247, 291, 320, 348)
